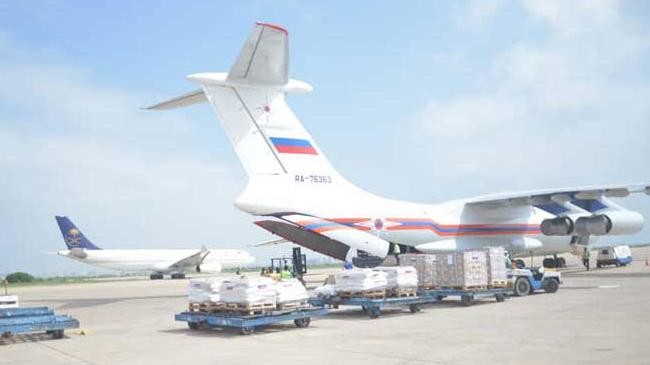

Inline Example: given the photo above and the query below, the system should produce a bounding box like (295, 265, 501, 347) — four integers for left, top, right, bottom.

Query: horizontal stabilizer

(144, 89, 206, 110)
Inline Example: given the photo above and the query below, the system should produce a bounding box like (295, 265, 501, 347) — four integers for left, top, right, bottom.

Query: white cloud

(457, 0, 504, 29)
(414, 1, 650, 194)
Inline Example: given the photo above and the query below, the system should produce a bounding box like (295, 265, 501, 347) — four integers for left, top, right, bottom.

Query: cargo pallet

(0, 307, 79, 340)
(418, 287, 510, 306)
(309, 294, 439, 319)
(309, 287, 510, 319)
(175, 307, 329, 335)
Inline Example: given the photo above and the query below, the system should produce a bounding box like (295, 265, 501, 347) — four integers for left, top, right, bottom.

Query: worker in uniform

(280, 265, 292, 279)
(582, 247, 590, 271)
(344, 261, 353, 270)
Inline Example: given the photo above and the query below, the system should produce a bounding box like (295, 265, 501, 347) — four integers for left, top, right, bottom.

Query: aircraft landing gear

(543, 255, 567, 269)
(150, 273, 164, 280)
(171, 273, 186, 280)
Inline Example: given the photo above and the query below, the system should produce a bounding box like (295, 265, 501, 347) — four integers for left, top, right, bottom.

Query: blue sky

(1, 1, 649, 276)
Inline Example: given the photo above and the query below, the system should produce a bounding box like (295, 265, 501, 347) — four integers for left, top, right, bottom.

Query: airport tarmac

(3, 248, 650, 365)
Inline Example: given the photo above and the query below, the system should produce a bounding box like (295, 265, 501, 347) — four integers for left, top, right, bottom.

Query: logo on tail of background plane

(55, 216, 101, 250)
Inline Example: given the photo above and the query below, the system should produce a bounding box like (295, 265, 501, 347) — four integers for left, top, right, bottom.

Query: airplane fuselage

(57, 248, 255, 273)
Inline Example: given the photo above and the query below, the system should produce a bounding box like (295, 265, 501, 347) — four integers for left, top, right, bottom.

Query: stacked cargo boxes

(484, 247, 508, 288)
(436, 251, 488, 289)
(398, 253, 438, 288)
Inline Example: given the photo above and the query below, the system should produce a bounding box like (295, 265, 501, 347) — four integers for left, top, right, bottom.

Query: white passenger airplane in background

(55, 216, 255, 279)
(147, 22, 650, 268)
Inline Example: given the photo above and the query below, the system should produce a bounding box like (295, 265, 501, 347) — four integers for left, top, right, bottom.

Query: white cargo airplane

(147, 22, 649, 268)
(55, 216, 255, 279)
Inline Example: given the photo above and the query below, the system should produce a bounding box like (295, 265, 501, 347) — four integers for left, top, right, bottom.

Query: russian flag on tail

(270, 137, 318, 155)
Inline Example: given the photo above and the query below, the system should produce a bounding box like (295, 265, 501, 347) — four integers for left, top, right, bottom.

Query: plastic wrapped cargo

(275, 279, 309, 303)
(436, 251, 488, 288)
(399, 253, 438, 288)
(219, 276, 277, 305)
(187, 277, 227, 303)
(335, 269, 388, 292)
(378, 266, 418, 289)
(484, 247, 508, 287)
(311, 284, 337, 298)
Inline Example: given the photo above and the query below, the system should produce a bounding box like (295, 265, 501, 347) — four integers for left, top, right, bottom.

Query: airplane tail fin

(55, 216, 101, 250)
(145, 22, 340, 179)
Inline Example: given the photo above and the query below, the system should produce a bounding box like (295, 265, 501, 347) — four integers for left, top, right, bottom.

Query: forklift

(264, 247, 308, 283)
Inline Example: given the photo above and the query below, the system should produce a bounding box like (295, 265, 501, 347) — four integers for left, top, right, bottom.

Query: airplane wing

(165, 247, 210, 270)
(255, 214, 390, 265)
(466, 183, 650, 208)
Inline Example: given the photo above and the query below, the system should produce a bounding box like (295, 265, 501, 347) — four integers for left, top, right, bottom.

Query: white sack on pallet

(275, 279, 309, 303)
(311, 284, 337, 298)
(335, 269, 388, 292)
(378, 266, 419, 289)
(219, 276, 277, 305)
(399, 253, 438, 288)
(187, 277, 228, 303)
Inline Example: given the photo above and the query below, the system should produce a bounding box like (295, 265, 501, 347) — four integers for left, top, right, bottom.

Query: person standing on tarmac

(582, 248, 590, 271)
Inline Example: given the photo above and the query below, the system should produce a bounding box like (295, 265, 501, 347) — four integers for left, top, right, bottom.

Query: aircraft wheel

(544, 279, 559, 294)
(150, 273, 163, 280)
(558, 257, 566, 267)
(543, 258, 556, 268)
(513, 277, 531, 297)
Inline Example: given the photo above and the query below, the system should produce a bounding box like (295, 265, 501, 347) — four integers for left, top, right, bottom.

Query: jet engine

(540, 217, 574, 236)
(196, 262, 222, 274)
(574, 211, 644, 236)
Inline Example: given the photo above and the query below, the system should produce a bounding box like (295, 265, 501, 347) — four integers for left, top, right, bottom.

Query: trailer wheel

(513, 277, 531, 297)
(460, 295, 473, 306)
(495, 293, 505, 302)
(294, 318, 311, 328)
(368, 307, 381, 319)
(187, 322, 201, 330)
(52, 329, 64, 339)
(544, 279, 559, 294)
(241, 326, 255, 335)
(409, 304, 421, 313)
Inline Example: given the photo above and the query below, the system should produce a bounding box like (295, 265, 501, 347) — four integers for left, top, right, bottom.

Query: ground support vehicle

(175, 307, 328, 335)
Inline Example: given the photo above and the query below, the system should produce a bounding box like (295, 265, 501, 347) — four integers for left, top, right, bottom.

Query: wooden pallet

(223, 301, 276, 315)
(277, 300, 309, 311)
(488, 280, 508, 289)
(338, 289, 385, 299)
(386, 288, 418, 298)
(188, 302, 226, 313)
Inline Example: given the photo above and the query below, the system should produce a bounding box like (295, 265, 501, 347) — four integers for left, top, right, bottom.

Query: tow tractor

(509, 267, 561, 296)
